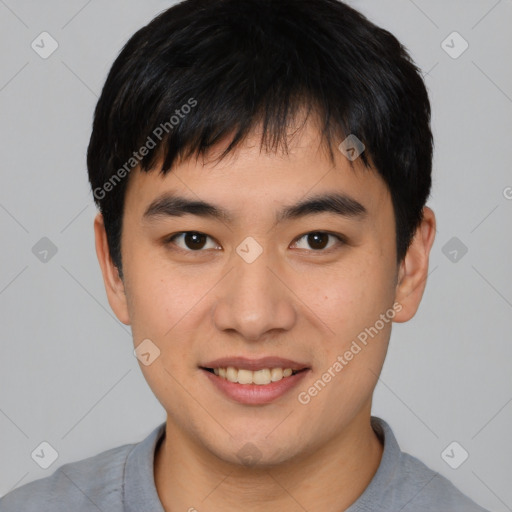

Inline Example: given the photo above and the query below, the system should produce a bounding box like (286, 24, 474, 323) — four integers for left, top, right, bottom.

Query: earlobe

(93, 212, 131, 325)
(393, 206, 436, 323)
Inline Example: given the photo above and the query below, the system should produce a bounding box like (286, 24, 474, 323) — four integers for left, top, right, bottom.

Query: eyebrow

(142, 192, 367, 224)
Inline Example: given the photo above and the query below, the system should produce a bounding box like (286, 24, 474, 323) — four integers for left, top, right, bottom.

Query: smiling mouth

(201, 366, 308, 385)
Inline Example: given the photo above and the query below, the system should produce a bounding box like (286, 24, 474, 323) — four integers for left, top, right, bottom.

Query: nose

(212, 249, 297, 341)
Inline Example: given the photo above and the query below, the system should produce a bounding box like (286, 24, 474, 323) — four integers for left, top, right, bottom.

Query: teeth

(226, 366, 238, 382)
(212, 366, 297, 385)
(253, 369, 271, 385)
(271, 368, 283, 381)
(237, 369, 254, 384)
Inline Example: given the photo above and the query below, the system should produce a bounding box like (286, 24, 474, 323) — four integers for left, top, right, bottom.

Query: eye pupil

(308, 232, 328, 250)
(185, 232, 206, 250)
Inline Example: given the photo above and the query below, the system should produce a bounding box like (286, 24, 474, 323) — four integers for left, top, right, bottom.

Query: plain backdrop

(0, 1, 511, 510)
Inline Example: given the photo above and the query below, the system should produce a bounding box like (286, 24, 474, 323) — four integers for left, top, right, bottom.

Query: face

(95, 118, 434, 466)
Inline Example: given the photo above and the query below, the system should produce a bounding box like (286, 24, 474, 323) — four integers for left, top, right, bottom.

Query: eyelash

(163, 231, 347, 254)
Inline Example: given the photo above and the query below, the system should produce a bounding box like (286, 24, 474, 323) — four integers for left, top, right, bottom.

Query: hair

(87, 0, 433, 279)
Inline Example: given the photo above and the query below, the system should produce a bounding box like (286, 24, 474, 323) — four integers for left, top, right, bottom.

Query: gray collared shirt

(0, 417, 490, 511)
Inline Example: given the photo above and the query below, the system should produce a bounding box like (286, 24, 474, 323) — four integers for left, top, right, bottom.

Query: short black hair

(87, 0, 433, 278)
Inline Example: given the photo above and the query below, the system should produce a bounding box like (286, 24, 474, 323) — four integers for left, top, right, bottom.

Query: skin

(94, 116, 436, 512)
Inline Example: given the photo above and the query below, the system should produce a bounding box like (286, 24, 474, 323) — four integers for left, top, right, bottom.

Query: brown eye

(292, 231, 345, 251)
(183, 232, 207, 250)
(307, 232, 329, 250)
(166, 232, 219, 251)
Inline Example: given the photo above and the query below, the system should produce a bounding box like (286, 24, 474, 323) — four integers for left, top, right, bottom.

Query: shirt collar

(124, 422, 166, 512)
(123, 416, 399, 512)
(345, 416, 401, 511)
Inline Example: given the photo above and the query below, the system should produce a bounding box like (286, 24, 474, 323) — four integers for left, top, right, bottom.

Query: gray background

(0, 0, 511, 510)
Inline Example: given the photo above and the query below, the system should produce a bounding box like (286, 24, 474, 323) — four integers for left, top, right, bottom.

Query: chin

(198, 429, 298, 468)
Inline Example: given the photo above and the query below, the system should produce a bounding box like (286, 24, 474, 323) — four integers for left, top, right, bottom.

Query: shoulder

(0, 442, 135, 512)
(354, 417, 491, 512)
(396, 451, 490, 512)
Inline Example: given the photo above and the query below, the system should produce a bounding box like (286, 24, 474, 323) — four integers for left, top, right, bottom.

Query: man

(0, 0, 490, 510)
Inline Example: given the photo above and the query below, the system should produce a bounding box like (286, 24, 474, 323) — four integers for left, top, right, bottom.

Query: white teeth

(213, 366, 297, 385)
(270, 368, 283, 381)
(253, 369, 271, 385)
(237, 369, 253, 384)
(226, 366, 238, 382)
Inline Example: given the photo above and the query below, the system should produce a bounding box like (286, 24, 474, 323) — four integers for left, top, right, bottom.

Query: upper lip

(201, 357, 310, 371)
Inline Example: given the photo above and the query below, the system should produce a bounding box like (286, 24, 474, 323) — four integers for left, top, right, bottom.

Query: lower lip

(201, 368, 310, 405)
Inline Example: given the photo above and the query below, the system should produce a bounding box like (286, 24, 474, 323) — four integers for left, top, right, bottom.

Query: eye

(164, 230, 346, 253)
(165, 231, 220, 251)
(291, 231, 346, 251)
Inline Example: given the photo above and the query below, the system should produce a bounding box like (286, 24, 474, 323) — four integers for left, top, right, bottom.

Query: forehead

(123, 119, 391, 224)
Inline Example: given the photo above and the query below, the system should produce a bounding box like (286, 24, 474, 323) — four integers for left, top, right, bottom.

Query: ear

(393, 206, 436, 323)
(93, 212, 131, 325)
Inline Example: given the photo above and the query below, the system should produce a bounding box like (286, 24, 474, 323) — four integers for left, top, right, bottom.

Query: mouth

(200, 366, 308, 385)
(199, 357, 311, 404)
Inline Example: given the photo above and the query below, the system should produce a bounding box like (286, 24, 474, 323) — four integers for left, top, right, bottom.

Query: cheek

(298, 265, 393, 422)
(306, 261, 395, 395)
(318, 262, 392, 335)
(123, 244, 201, 344)
(129, 278, 200, 340)
(126, 271, 204, 401)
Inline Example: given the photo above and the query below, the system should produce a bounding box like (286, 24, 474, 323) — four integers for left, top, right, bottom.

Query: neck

(154, 408, 383, 512)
